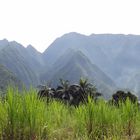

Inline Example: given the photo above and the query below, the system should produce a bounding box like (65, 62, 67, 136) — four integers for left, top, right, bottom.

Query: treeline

(38, 78, 138, 106)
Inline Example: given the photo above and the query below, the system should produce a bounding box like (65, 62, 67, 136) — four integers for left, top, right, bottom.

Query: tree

(59, 79, 70, 93)
(112, 90, 138, 105)
(79, 78, 101, 102)
(37, 84, 55, 99)
(55, 79, 71, 101)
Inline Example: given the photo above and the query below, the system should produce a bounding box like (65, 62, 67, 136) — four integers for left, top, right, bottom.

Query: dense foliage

(0, 87, 140, 140)
(38, 78, 101, 106)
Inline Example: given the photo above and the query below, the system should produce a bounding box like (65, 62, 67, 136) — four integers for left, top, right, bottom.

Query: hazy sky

(0, 0, 140, 52)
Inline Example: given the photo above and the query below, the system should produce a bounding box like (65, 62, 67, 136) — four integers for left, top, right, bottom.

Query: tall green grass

(0, 88, 48, 140)
(75, 98, 139, 139)
(0, 87, 139, 140)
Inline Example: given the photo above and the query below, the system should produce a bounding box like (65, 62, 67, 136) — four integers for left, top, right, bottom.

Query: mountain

(0, 64, 23, 94)
(41, 49, 116, 98)
(125, 72, 140, 96)
(0, 39, 9, 50)
(43, 32, 140, 96)
(26, 45, 45, 68)
(0, 39, 44, 87)
(43, 32, 108, 68)
(1, 32, 140, 97)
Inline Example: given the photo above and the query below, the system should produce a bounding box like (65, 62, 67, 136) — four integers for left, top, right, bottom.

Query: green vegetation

(0, 65, 23, 94)
(0, 88, 140, 140)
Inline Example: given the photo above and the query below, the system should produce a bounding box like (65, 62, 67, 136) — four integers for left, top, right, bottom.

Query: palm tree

(79, 78, 100, 101)
(79, 78, 90, 102)
(37, 82, 55, 99)
(56, 79, 71, 101)
(59, 79, 70, 92)
(37, 84, 50, 98)
(79, 78, 92, 94)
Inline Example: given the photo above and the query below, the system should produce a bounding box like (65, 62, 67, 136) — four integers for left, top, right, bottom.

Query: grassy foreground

(0, 88, 140, 140)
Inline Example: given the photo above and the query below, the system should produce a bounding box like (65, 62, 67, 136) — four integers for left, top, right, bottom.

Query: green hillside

(0, 65, 23, 94)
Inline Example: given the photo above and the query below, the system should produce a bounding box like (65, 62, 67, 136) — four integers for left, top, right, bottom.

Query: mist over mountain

(0, 32, 140, 97)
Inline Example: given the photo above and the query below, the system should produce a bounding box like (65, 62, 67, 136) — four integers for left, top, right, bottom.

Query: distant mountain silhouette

(43, 32, 140, 96)
(0, 32, 140, 97)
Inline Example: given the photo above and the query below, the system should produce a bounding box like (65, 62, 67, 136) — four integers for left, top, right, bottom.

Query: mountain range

(0, 32, 140, 98)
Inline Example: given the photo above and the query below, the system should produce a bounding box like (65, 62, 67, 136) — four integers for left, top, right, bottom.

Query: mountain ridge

(1, 32, 140, 97)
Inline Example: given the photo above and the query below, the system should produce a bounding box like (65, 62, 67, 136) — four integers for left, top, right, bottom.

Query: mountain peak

(1, 38, 9, 42)
(27, 44, 35, 50)
(0, 38, 9, 45)
(26, 44, 41, 54)
(9, 41, 25, 48)
(61, 32, 88, 39)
